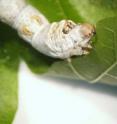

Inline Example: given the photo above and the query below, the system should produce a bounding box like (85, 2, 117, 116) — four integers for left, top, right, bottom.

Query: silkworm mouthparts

(82, 46, 92, 52)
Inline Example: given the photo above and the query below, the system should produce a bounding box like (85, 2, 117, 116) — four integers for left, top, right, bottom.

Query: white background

(13, 61, 117, 124)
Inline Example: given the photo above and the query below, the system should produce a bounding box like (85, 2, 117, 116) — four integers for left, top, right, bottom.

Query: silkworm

(0, 0, 96, 59)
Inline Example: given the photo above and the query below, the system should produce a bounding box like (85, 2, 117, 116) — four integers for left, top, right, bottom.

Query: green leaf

(0, 22, 53, 123)
(27, 0, 83, 22)
(47, 17, 117, 86)
(0, 0, 117, 123)
(0, 24, 18, 124)
(68, 0, 117, 24)
(28, 0, 117, 23)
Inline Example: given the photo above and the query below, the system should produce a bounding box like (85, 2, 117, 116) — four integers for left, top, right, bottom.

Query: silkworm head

(80, 23, 96, 38)
(67, 22, 96, 56)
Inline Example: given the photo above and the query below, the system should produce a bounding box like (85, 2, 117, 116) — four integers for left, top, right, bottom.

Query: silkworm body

(0, 0, 96, 59)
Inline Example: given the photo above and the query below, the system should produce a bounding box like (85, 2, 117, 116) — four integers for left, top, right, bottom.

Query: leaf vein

(91, 62, 117, 83)
(104, 27, 117, 60)
(68, 61, 87, 80)
(106, 73, 117, 80)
